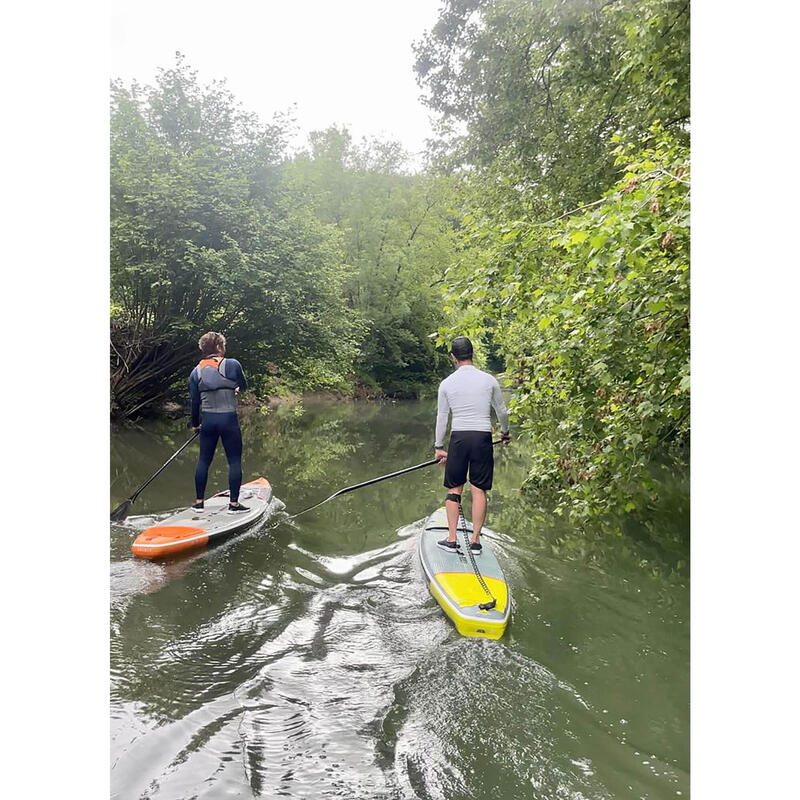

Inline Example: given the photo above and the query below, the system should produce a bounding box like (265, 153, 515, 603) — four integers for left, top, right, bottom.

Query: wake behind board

(419, 507, 510, 639)
(131, 477, 272, 559)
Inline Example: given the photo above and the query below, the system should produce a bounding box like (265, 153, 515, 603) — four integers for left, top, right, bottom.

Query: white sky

(111, 0, 443, 161)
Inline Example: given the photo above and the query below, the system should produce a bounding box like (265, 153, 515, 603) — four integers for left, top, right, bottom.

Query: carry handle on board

(110, 431, 201, 522)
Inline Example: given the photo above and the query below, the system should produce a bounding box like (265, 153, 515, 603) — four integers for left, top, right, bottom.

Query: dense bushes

(417, 0, 690, 526)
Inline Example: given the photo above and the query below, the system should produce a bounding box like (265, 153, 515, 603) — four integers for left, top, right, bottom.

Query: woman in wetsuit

(189, 331, 249, 512)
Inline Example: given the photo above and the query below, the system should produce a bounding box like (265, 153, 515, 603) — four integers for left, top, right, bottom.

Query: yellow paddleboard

(419, 507, 511, 639)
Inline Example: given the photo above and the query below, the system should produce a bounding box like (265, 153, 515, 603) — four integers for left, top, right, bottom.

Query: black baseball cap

(450, 336, 473, 359)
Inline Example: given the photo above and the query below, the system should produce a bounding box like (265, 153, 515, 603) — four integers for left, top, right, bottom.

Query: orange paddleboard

(131, 477, 272, 559)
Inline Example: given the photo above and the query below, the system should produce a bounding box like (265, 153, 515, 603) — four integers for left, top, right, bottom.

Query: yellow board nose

(435, 572, 508, 613)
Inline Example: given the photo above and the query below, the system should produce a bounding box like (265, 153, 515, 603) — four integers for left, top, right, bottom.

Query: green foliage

(415, 0, 689, 210)
(418, 0, 690, 532)
(442, 127, 689, 527)
(110, 56, 358, 417)
(286, 127, 457, 396)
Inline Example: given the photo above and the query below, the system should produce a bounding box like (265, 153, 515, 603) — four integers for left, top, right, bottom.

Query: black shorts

(444, 431, 494, 491)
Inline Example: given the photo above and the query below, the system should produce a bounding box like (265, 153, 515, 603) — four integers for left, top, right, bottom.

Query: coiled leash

(447, 492, 497, 611)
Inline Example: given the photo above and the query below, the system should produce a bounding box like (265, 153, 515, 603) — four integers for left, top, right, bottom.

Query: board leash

(456, 496, 497, 611)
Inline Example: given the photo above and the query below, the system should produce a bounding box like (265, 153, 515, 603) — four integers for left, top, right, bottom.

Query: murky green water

(110, 399, 689, 799)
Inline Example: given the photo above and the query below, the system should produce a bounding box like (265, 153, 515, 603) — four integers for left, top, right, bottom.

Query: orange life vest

(194, 356, 238, 412)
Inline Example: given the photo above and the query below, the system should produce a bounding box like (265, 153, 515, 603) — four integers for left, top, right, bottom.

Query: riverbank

(155, 382, 437, 422)
(158, 388, 346, 419)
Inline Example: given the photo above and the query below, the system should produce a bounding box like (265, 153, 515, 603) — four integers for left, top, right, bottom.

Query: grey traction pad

(420, 506, 505, 582)
(154, 481, 272, 540)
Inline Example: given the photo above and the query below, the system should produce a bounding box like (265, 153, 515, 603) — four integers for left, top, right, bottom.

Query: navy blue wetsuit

(189, 358, 248, 501)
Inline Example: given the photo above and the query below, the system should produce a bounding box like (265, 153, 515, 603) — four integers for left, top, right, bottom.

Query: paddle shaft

(119, 431, 200, 508)
(289, 458, 438, 519)
(290, 438, 506, 519)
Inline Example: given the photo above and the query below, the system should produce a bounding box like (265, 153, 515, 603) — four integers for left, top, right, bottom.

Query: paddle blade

(110, 499, 133, 522)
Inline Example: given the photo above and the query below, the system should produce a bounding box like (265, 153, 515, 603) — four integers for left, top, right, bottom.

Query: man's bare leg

(445, 486, 463, 542)
(471, 487, 487, 544)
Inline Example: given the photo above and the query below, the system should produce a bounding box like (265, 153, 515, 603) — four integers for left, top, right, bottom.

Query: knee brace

(445, 492, 462, 504)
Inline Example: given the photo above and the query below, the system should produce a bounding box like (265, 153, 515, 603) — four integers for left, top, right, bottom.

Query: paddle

(289, 457, 439, 519)
(289, 438, 507, 520)
(110, 431, 200, 522)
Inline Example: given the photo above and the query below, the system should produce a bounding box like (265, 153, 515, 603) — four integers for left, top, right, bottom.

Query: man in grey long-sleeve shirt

(434, 336, 511, 555)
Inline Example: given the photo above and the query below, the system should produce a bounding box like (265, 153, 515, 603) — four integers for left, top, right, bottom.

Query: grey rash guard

(435, 365, 509, 448)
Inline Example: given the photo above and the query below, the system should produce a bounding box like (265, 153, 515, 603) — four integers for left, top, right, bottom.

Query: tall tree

(415, 0, 689, 211)
(110, 57, 357, 418)
(287, 127, 458, 396)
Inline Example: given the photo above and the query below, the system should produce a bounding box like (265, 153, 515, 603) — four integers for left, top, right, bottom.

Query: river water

(110, 398, 689, 799)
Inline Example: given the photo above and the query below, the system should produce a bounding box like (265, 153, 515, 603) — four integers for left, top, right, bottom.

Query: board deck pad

(419, 507, 510, 639)
(132, 477, 272, 559)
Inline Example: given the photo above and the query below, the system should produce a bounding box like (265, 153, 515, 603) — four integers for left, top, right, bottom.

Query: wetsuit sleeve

(491, 378, 509, 434)
(434, 383, 450, 448)
(189, 369, 201, 428)
(228, 359, 248, 391)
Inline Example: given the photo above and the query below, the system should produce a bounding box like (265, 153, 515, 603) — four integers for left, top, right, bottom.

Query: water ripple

(110, 450, 688, 800)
